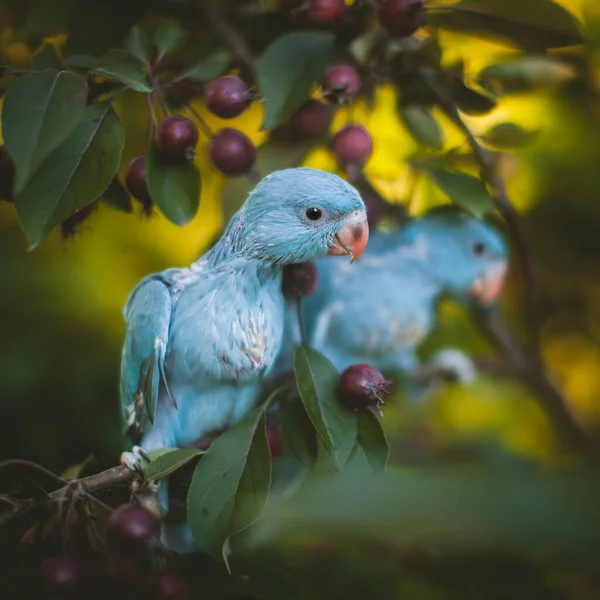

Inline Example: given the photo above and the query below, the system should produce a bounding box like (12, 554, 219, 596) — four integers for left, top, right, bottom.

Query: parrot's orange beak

(470, 261, 508, 304)
(329, 218, 369, 263)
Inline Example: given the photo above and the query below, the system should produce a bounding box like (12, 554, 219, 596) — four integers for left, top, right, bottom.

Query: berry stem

(185, 103, 215, 139)
(156, 88, 170, 120)
(146, 92, 158, 149)
(296, 297, 307, 345)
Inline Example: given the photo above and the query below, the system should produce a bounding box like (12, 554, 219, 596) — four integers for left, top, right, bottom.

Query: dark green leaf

(15, 101, 125, 249)
(257, 31, 335, 130)
(154, 22, 186, 60)
(63, 55, 101, 69)
(144, 448, 204, 481)
(453, 80, 497, 115)
(480, 123, 538, 149)
(478, 57, 577, 95)
(188, 407, 272, 561)
(33, 44, 62, 71)
(2, 70, 88, 192)
(348, 412, 389, 472)
(247, 467, 600, 554)
(427, 0, 582, 51)
(222, 139, 315, 222)
(399, 105, 444, 150)
(280, 397, 318, 470)
(146, 146, 201, 226)
(424, 167, 494, 218)
(294, 344, 357, 472)
(185, 49, 231, 82)
(101, 177, 133, 213)
(94, 49, 152, 92)
(127, 26, 152, 66)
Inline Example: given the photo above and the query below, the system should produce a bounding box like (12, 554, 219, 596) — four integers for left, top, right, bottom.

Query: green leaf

(14, 101, 125, 249)
(144, 448, 205, 482)
(94, 49, 152, 92)
(424, 168, 494, 218)
(399, 104, 444, 150)
(33, 44, 62, 71)
(257, 31, 336, 130)
(63, 55, 101, 69)
(101, 177, 133, 213)
(247, 467, 600, 554)
(480, 123, 538, 149)
(427, 0, 582, 51)
(185, 49, 231, 82)
(453, 81, 497, 116)
(280, 398, 318, 470)
(146, 146, 201, 226)
(154, 22, 186, 60)
(348, 412, 389, 472)
(293, 344, 357, 472)
(127, 26, 152, 66)
(188, 407, 272, 561)
(2, 70, 88, 192)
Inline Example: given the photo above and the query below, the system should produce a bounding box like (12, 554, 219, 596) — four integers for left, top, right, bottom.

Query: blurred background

(1, 0, 600, 597)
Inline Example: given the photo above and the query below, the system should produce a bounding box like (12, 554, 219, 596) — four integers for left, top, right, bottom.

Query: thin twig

(185, 103, 214, 139)
(0, 459, 68, 487)
(201, 0, 256, 74)
(146, 92, 158, 149)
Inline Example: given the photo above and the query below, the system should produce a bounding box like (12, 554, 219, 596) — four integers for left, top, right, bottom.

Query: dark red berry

(322, 64, 361, 104)
(332, 125, 373, 167)
(156, 116, 199, 161)
(282, 261, 318, 298)
(308, 0, 345, 24)
(338, 363, 389, 414)
(287, 99, 331, 138)
(0, 145, 15, 202)
(208, 128, 256, 176)
(125, 155, 153, 215)
(39, 555, 86, 597)
(147, 571, 189, 600)
(379, 0, 425, 37)
(60, 202, 98, 241)
(106, 504, 160, 554)
(362, 195, 383, 229)
(266, 421, 284, 459)
(205, 75, 250, 119)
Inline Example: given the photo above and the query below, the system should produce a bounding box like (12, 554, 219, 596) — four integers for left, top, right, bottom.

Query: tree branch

(201, 0, 256, 75)
(416, 67, 595, 458)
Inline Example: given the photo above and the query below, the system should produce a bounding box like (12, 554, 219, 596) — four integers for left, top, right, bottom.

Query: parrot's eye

(306, 207, 323, 221)
(472, 241, 487, 256)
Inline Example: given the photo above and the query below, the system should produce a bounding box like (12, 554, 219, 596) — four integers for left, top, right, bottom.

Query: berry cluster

(23, 504, 189, 599)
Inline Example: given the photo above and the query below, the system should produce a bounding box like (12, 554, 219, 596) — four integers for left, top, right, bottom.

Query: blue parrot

(274, 206, 508, 389)
(118, 167, 368, 547)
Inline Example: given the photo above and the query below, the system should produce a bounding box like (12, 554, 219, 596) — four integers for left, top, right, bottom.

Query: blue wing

(120, 276, 173, 446)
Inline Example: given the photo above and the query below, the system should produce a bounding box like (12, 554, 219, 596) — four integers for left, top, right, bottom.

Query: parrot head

(403, 206, 508, 304)
(238, 167, 368, 265)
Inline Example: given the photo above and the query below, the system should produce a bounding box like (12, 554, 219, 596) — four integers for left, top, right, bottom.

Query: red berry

(362, 195, 383, 229)
(208, 128, 256, 176)
(379, 0, 425, 37)
(39, 555, 86, 597)
(125, 155, 153, 215)
(308, 0, 345, 24)
(0, 145, 15, 202)
(287, 99, 331, 138)
(156, 116, 199, 161)
(322, 64, 361, 103)
(266, 421, 284, 459)
(148, 571, 189, 600)
(332, 125, 373, 167)
(338, 363, 389, 413)
(106, 504, 160, 554)
(282, 261, 318, 298)
(60, 202, 98, 241)
(205, 75, 250, 119)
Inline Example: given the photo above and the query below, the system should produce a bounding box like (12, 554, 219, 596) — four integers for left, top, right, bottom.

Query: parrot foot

(120, 445, 151, 477)
(429, 349, 476, 384)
